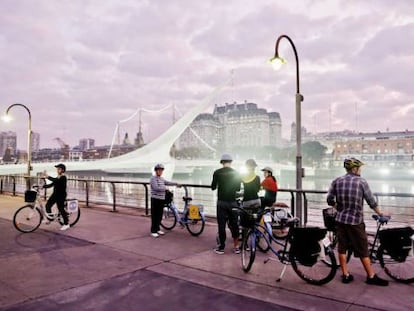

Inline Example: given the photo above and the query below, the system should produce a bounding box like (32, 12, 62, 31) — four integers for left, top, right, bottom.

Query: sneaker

(157, 230, 165, 235)
(233, 247, 241, 254)
(366, 274, 389, 286)
(214, 248, 225, 255)
(60, 224, 70, 231)
(151, 233, 159, 238)
(342, 274, 354, 284)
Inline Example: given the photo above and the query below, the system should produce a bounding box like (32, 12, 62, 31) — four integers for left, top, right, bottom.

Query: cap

(245, 159, 257, 168)
(54, 163, 66, 172)
(220, 153, 233, 163)
(261, 166, 273, 173)
(154, 163, 165, 170)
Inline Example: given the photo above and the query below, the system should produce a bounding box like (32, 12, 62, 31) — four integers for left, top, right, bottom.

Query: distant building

(177, 101, 282, 153)
(0, 131, 17, 159)
(79, 138, 95, 151)
(31, 132, 40, 152)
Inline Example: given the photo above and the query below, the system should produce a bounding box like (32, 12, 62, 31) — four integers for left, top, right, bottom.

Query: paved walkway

(0, 195, 412, 311)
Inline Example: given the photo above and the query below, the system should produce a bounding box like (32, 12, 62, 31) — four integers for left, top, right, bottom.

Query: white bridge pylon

(0, 78, 230, 177)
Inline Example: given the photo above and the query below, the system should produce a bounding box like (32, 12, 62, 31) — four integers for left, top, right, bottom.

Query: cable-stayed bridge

(0, 79, 230, 179)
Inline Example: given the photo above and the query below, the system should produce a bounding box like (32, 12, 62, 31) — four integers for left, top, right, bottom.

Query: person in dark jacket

(211, 154, 241, 254)
(43, 163, 69, 231)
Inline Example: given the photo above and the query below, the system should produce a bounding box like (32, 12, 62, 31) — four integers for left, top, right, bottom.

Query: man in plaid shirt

(327, 157, 388, 286)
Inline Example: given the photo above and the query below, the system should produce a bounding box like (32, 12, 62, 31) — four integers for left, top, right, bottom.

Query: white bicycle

(13, 185, 80, 233)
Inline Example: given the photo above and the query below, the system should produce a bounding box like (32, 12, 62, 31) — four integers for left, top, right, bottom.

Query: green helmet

(344, 157, 364, 170)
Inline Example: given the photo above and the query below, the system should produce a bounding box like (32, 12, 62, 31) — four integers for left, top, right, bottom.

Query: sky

(1, 0, 414, 150)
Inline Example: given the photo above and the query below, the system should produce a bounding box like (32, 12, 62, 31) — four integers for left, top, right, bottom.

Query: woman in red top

(260, 166, 278, 208)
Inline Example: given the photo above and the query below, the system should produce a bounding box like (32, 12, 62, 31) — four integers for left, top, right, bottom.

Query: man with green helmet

(327, 157, 388, 286)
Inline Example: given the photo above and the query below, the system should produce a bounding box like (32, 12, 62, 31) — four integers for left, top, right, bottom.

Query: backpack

(290, 227, 327, 266)
(379, 227, 414, 262)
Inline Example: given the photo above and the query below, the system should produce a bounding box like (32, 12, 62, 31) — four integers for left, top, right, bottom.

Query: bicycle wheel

(58, 205, 81, 227)
(378, 244, 414, 283)
(13, 205, 42, 233)
(160, 205, 177, 230)
(185, 211, 205, 236)
(322, 230, 352, 268)
(290, 244, 337, 285)
(241, 228, 256, 272)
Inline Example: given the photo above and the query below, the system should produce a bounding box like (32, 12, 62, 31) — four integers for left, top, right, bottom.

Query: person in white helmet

(150, 163, 180, 238)
(211, 154, 241, 254)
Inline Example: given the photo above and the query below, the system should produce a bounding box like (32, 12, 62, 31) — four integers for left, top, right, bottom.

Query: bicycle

(238, 206, 337, 285)
(160, 189, 206, 236)
(322, 208, 414, 284)
(13, 185, 81, 233)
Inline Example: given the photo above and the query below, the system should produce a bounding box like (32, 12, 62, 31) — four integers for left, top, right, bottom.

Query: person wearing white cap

(211, 154, 241, 254)
(150, 163, 180, 238)
(260, 166, 278, 208)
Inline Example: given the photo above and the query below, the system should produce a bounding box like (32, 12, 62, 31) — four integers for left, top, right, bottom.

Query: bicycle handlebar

(372, 214, 391, 224)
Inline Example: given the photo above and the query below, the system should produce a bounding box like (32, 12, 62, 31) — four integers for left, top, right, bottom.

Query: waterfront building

(177, 101, 282, 153)
(314, 130, 414, 168)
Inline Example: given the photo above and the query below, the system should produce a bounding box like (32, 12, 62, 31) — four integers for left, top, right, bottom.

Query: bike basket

(165, 190, 173, 204)
(67, 199, 79, 213)
(24, 190, 37, 203)
(322, 207, 337, 231)
(240, 207, 259, 228)
(188, 204, 202, 220)
(290, 227, 327, 266)
(379, 227, 414, 262)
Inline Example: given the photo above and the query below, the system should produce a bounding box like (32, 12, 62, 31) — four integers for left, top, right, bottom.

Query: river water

(66, 167, 414, 229)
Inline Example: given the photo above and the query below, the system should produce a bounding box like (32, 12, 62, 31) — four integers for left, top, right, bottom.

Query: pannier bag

(379, 227, 414, 262)
(290, 227, 327, 266)
(24, 190, 37, 203)
(322, 207, 337, 231)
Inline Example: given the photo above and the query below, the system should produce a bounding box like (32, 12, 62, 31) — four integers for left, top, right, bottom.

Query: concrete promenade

(0, 194, 412, 311)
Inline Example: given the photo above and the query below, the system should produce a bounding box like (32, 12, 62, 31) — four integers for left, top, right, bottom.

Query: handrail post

(111, 182, 117, 212)
(143, 184, 149, 216)
(12, 176, 16, 196)
(303, 192, 308, 225)
(85, 180, 90, 207)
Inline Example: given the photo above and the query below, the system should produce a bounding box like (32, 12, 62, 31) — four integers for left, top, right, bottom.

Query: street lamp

(3, 103, 32, 190)
(269, 35, 304, 222)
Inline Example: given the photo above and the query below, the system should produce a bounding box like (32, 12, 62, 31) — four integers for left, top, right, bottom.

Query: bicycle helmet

(154, 163, 165, 170)
(220, 153, 233, 163)
(343, 157, 364, 170)
(54, 163, 66, 172)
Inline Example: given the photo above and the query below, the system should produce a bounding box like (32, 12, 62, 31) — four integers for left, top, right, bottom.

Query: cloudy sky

(1, 0, 413, 150)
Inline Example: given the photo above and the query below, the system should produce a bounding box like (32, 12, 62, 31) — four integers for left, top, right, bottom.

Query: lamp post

(269, 35, 304, 222)
(4, 103, 32, 190)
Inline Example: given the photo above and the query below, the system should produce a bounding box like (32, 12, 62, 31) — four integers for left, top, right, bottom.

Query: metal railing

(1, 175, 413, 228)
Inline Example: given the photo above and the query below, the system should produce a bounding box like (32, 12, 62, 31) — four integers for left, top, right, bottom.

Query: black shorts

(336, 222, 369, 258)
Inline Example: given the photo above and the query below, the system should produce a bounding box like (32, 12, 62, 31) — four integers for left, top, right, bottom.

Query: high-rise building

(31, 132, 40, 152)
(0, 131, 17, 159)
(79, 138, 95, 151)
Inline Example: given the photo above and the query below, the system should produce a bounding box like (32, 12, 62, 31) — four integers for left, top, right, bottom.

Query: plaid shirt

(326, 173, 377, 225)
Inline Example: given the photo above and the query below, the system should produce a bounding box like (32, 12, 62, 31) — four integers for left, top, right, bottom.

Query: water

(64, 168, 414, 229)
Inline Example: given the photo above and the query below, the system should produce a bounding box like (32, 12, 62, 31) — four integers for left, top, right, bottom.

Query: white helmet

(220, 153, 233, 163)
